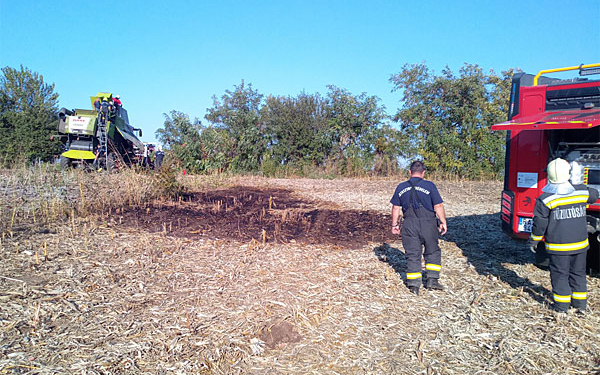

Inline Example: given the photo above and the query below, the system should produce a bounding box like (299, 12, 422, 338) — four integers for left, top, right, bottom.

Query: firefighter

(93, 97, 101, 112)
(530, 158, 599, 313)
(100, 98, 109, 123)
(155, 147, 164, 170)
(148, 146, 156, 169)
(108, 101, 117, 121)
(390, 160, 447, 295)
(113, 94, 122, 116)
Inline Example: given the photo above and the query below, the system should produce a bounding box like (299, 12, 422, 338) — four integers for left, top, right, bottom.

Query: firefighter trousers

(401, 214, 441, 287)
(549, 251, 587, 311)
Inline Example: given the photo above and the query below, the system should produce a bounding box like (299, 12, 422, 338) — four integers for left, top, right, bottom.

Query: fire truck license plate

(518, 217, 533, 233)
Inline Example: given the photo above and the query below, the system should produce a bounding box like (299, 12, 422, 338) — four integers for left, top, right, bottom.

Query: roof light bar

(580, 67, 600, 76)
(533, 63, 600, 86)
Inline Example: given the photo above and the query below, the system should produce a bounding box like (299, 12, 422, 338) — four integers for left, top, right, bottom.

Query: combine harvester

(56, 92, 144, 171)
(492, 63, 600, 273)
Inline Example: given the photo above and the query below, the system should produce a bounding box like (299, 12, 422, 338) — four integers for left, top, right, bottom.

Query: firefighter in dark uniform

(100, 98, 109, 123)
(93, 97, 101, 112)
(530, 158, 599, 313)
(390, 161, 447, 295)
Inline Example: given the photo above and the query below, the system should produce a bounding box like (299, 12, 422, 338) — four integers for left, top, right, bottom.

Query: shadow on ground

(445, 213, 550, 304)
(373, 243, 406, 283)
(117, 187, 396, 248)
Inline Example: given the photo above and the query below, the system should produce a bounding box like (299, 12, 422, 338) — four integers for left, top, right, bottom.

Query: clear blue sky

(1, 0, 599, 144)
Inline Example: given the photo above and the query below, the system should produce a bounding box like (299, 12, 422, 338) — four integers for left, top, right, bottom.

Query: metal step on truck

(492, 63, 600, 273)
(56, 92, 145, 171)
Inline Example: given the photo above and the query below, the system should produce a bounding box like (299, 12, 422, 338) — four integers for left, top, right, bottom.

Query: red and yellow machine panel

(492, 64, 600, 240)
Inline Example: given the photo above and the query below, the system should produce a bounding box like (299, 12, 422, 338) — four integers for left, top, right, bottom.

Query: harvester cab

(492, 63, 600, 272)
(57, 92, 144, 171)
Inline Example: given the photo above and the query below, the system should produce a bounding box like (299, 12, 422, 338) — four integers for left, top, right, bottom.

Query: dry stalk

(78, 179, 86, 215)
(471, 274, 490, 306)
(10, 201, 17, 228)
(32, 302, 41, 328)
(71, 208, 76, 236)
(274, 223, 281, 239)
(1, 176, 599, 374)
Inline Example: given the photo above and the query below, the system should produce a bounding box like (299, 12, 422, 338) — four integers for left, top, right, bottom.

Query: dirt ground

(1, 176, 600, 374)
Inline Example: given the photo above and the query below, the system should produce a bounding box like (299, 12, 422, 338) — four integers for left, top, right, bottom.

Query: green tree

(325, 85, 387, 175)
(390, 62, 511, 178)
(372, 124, 406, 175)
(261, 92, 331, 169)
(0, 65, 62, 164)
(155, 110, 203, 172)
(205, 81, 266, 172)
(197, 125, 235, 173)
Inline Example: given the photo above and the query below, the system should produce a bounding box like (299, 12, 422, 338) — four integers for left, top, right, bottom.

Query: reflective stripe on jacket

(531, 184, 599, 255)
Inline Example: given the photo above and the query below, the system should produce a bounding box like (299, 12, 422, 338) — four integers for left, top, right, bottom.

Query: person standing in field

(100, 97, 109, 123)
(529, 158, 599, 313)
(113, 94, 122, 116)
(390, 160, 447, 295)
(155, 147, 164, 170)
(93, 97, 101, 112)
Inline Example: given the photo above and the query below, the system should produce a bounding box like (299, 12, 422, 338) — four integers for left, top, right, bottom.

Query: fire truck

(491, 63, 600, 273)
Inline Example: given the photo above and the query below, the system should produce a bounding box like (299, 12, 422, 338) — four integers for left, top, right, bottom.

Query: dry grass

(0, 173, 599, 374)
(0, 165, 171, 234)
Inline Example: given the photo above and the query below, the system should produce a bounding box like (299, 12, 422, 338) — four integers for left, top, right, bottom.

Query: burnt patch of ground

(117, 187, 395, 247)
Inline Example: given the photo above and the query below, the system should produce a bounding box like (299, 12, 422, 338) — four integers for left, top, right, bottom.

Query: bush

(151, 157, 184, 199)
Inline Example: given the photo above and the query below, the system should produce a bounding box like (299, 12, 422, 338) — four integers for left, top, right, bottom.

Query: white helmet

(115, 95, 120, 99)
(547, 158, 571, 184)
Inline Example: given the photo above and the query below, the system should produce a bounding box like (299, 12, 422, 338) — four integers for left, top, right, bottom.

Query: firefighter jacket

(530, 184, 599, 254)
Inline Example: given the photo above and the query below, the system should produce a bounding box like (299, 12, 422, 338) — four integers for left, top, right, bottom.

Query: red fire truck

(491, 63, 600, 273)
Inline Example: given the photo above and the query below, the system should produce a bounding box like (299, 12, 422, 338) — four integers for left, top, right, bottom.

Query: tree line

(1, 63, 512, 178)
(0, 66, 62, 164)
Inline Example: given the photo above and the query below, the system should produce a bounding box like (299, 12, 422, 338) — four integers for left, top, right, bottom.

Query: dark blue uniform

(390, 177, 443, 287)
(531, 184, 599, 311)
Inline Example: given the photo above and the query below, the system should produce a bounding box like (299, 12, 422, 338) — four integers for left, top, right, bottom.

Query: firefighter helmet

(547, 158, 571, 184)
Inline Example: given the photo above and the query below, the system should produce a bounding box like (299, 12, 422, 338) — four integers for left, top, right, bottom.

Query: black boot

(551, 303, 568, 314)
(408, 286, 420, 295)
(572, 301, 586, 314)
(425, 278, 444, 290)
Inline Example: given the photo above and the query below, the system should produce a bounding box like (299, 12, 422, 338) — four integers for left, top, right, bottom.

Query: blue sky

(1, 0, 599, 144)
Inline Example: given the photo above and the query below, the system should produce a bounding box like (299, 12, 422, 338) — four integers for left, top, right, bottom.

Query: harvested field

(1, 175, 600, 374)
